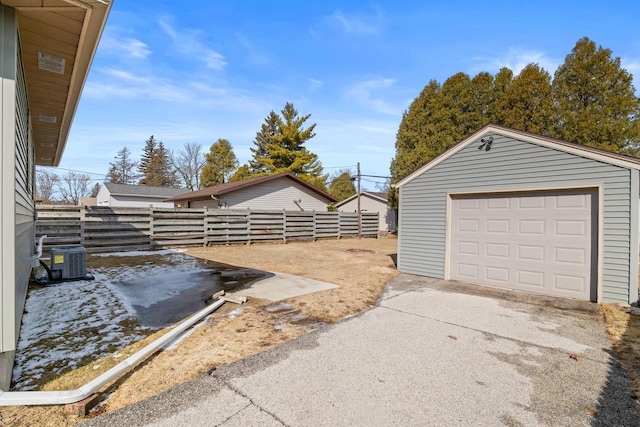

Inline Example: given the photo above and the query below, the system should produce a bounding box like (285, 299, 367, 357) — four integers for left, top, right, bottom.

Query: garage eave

(2, 0, 113, 166)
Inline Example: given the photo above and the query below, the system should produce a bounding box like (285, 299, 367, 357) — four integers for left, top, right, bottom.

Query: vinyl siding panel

(337, 194, 395, 231)
(109, 195, 174, 208)
(13, 33, 32, 349)
(197, 178, 331, 211)
(398, 132, 634, 304)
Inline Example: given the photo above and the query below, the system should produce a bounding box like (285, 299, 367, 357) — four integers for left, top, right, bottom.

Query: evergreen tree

(228, 164, 252, 182)
(138, 135, 157, 184)
(90, 182, 101, 198)
(492, 63, 554, 134)
(486, 67, 514, 119)
(249, 112, 280, 174)
(551, 37, 640, 155)
(107, 146, 138, 184)
(139, 138, 179, 187)
(250, 102, 327, 189)
(328, 170, 356, 201)
(200, 139, 239, 187)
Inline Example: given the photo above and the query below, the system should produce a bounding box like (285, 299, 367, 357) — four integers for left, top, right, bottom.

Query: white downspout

(0, 298, 226, 406)
(30, 235, 47, 267)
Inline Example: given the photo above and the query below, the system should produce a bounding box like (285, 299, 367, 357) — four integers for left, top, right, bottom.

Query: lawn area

(0, 236, 398, 426)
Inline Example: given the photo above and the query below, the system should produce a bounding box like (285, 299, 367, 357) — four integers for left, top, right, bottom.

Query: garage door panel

(450, 190, 596, 301)
(517, 270, 545, 287)
(518, 219, 544, 235)
(518, 196, 545, 209)
(518, 245, 545, 261)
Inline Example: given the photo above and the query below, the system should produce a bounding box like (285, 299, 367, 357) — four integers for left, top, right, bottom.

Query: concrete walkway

(81, 276, 638, 427)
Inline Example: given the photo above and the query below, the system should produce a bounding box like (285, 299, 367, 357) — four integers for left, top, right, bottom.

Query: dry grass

(600, 304, 640, 400)
(0, 237, 397, 426)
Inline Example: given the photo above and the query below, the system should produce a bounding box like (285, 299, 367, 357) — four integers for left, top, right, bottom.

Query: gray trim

(630, 170, 639, 305)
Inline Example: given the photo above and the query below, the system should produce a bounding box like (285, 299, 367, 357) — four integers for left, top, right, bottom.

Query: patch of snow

(12, 251, 206, 391)
(227, 308, 245, 319)
(92, 249, 186, 257)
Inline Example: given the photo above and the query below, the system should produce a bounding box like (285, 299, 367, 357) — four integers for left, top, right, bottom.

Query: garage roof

(395, 124, 640, 188)
(1, 0, 112, 166)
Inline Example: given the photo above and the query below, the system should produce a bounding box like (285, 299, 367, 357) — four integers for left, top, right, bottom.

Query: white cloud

(158, 18, 227, 70)
(100, 33, 151, 60)
(236, 33, 270, 66)
(322, 8, 383, 36)
(308, 78, 325, 92)
(622, 57, 640, 77)
(469, 48, 559, 75)
(346, 76, 401, 116)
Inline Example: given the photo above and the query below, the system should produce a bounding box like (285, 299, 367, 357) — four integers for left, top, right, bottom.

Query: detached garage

(395, 124, 640, 305)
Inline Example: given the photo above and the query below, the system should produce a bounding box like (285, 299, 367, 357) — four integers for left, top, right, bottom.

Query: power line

(38, 166, 108, 177)
(323, 164, 358, 170)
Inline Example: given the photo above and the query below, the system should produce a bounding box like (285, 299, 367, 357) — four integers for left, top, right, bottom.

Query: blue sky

(57, 0, 640, 189)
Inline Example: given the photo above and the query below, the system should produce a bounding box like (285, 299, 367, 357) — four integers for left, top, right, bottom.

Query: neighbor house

(96, 183, 189, 208)
(167, 172, 338, 210)
(336, 191, 396, 232)
(0, 0, 111, 389)
(395, 124, 640, 305)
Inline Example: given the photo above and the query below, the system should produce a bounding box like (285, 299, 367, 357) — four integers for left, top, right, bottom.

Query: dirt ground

(0, 237, 398, 426)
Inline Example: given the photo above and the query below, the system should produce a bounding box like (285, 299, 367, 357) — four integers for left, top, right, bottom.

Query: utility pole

(357, 162, 361, 239)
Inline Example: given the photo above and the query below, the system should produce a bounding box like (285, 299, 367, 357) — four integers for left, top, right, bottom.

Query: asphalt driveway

(82, 275, 638, 427)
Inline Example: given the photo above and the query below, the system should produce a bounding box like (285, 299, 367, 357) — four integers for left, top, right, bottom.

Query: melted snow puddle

(11, 252, 264, 391)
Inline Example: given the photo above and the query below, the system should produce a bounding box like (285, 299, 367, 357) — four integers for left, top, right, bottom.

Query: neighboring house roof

(395, 124, 640, 188)
(167, 172, 338, 203)
(336, 191, 388, 208)
(103, 183, 189, 199)
(12, 0, 113, 166)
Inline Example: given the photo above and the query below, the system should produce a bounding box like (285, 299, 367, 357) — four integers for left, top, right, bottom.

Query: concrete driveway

(81, 275, 638, 427)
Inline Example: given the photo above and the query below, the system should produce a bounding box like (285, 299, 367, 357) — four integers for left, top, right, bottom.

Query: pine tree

(328, 170, 356, 201)
(200, 139, 239, 187)
(492, 63, 553, 134)
(250, 112, 280, 174)
(107, 146, 138, 184)
(138, 135, 157, 185)
(228, 164, 252, 182)
(551, 37, 640, 155)
(139, 138, 179, 187)
(250, 102, 327, 189)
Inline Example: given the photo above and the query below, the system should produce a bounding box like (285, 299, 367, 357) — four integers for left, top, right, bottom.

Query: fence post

(79, 206, 85, 247)
(203, 207, 208, 247)
(247, 209, 252, 245)
(282, 209, 287, 243)
(149, 207, 155, 249)
(312, 211, 317, 241)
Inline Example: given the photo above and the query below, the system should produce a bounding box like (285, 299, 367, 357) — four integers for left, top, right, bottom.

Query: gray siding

(338, 194, 395, 231)
(191, 178, 331, 211)
(398, 132, 633, 304)
(0, 5, 16, 357)
(0, 5, 32, 390)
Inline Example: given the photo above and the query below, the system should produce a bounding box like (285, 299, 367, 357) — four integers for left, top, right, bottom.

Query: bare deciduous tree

(57, 171, 92, 205)
(170, 142, 205, 191)
(35, 167, 60, 203)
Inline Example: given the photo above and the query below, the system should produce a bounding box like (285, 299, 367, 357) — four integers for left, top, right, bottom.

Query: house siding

(337, 194, 395, 231)
(398, 132, 634, 304)
(0, 6, 32, 389)
(109, 195, 175, 208)
(189, 178, 330, 211)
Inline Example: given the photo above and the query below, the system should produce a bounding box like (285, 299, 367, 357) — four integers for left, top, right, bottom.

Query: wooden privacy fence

(35, 206, 379, 254)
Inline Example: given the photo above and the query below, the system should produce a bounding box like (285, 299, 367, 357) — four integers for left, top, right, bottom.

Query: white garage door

(450, 190, 597, 301)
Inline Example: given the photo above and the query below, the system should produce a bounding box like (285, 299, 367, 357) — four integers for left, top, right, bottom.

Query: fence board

(36, 206, 378, 253)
